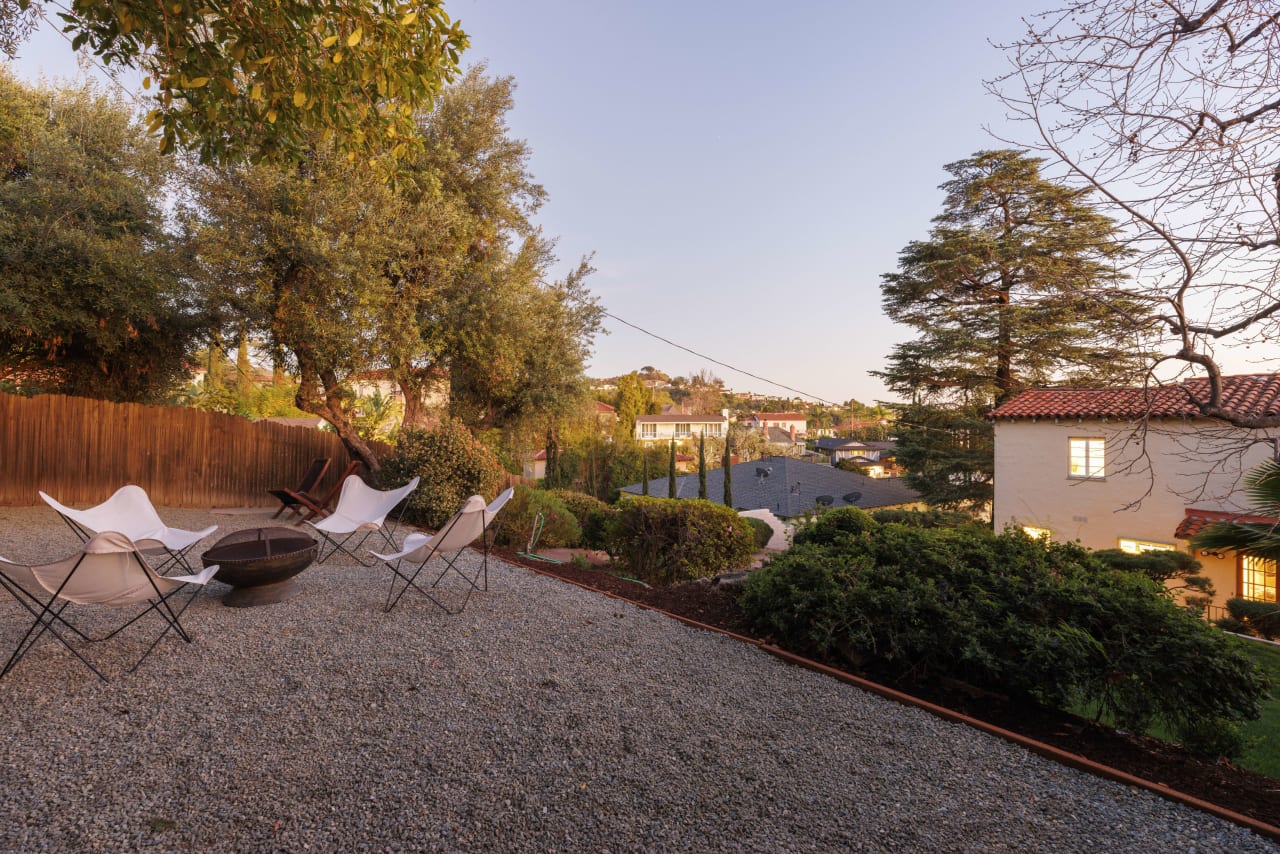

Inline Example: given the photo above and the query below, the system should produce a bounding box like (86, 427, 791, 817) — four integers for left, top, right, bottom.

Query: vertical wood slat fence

(0, 393, 371, 508)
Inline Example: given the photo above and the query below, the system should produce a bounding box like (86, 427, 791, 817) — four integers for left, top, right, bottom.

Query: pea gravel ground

(0, 506, 1275, 853)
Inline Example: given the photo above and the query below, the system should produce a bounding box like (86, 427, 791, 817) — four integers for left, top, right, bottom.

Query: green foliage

(877, 150, 1147, 510)
(0, 73, 203, 402)
(698, 433, 708, 499)
(1223, 599, 1280, 641)
(869, 507, 981, 529)
(722, 441, 733, 508)
(380, 419, 503, 529)
(53, 0, 468, 169)
(548, 489, 613, 550)
(606, 496, 756, 586)
(1194, 459, 1280, 563)
(613, 372, 648, 444)
(1093, 547, 1214, 611)
(495, 484, 580, 549)
(743, 516, 774, 550)
(667, 440, 677, 498)
(741, 516, 1269, 757)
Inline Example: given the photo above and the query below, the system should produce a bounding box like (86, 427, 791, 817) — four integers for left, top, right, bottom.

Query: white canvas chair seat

(39, 485, 218, 574)
(373, 487, 513, 614)
(308, 475, 420, 565)
(0, 531, 219, 681)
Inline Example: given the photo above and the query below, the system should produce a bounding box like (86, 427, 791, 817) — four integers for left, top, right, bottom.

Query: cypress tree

(642, 449, 650, 496)
(722, 440, 733, 508)
(668, 440, 677, 498)
(698, 433, 708, 499)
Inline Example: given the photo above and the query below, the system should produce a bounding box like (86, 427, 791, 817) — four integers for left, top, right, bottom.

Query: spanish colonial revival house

(621, 456, 922, 519)
(634, 410, 729, 445)
(744, 412, 808, 436)
(990, 375, 1280, 609)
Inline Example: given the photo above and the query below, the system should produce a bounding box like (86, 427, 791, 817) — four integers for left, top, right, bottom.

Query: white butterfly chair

(0, 532, 220, 681)
(373, 487, 514, 614)
(307, 475, 420, 565)
(39, 485, 218, 574)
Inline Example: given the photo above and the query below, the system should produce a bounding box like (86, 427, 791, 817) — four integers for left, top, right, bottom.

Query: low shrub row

(606, 496, 756, 586)
(740, 507, 1269, 758)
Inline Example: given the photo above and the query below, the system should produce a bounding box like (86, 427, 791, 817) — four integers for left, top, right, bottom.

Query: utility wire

(603, 311, 844, 408)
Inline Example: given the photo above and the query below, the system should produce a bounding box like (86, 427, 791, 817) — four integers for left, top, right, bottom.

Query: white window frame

(1068, 437, 1105, 479)
(674, 423, 691, 439)
(640, 423, 657, 439)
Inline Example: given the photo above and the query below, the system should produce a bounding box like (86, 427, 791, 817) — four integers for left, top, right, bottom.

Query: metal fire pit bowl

(201, 527, 317, 608)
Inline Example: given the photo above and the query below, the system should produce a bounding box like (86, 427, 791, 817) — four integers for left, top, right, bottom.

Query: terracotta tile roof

(1174, 508, 1280, 540)
(753, 412, 806, 421)
(594, 400, 616, 413)
(990, 374, 1280, 420)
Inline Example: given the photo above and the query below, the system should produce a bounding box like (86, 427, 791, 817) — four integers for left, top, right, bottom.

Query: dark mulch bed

(495, 548, 1280, 831)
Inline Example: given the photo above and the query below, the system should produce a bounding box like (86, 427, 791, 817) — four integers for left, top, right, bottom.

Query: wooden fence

(0, 392, 375, 508)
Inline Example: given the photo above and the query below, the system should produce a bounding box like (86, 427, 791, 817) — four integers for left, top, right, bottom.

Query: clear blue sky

(9, 1, 1036, 406)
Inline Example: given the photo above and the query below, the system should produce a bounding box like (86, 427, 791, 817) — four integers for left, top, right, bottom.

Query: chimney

(790, 425, 796, 442)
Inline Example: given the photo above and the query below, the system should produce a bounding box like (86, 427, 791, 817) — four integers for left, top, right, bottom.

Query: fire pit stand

(200, 527, 318, 607)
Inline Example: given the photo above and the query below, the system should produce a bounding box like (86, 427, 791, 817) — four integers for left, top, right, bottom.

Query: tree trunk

(295, 364, 383, 474)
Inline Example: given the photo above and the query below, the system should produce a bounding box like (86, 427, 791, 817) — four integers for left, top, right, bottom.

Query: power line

(602, 311, 844, 407)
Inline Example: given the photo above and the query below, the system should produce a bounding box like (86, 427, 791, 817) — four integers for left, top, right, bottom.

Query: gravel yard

(0, 505, 1275, 853)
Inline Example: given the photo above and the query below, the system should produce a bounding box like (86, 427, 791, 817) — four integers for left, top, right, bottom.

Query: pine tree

(698, 433, 708, 500)
(668, 440, 677, 498)
(878, 150, 1147, 511)
(641, 449, 649, 496)
(722, 440, 733, 508)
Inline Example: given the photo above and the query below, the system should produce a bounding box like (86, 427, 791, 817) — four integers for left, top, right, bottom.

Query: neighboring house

(621, 455, 923, 519)
(745, 412, 808, 436)
(594, 400, 618, 433)
(635, 410, 729, 445)
(765, 426, 806, 454)
(523, 449, 548, 481)
(990, 375, 1280, 609)
(815, 437, 873, 463)
(350, 367, 449, 411)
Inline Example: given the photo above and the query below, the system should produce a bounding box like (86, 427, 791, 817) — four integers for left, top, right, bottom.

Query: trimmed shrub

(548, 489, 613, 550)
(495, 485, 581, 549)
(869, 507, 982, 530)
(740, 515, 1269, 758)
(1224, 598, 1280, 640)
(380, 419, 504, 529)
(743, 516, 773, 550)
(606, 496, 756, 586)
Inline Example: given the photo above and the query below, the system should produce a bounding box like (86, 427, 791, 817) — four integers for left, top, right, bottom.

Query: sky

(10, 1, 1039, 406)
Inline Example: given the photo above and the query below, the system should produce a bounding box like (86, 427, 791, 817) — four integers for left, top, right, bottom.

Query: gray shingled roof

(620, 455, 921, 518)
(814, 437, 869, 452)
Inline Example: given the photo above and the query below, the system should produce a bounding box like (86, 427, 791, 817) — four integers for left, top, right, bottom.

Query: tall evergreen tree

(668, 440, 677, 498)
(722, 440, 734, 508)
(698, 433, 708, 500)
(641, 450, 650, 496)
(544, 427, 559, 488)
(877, 150, 1147, 511)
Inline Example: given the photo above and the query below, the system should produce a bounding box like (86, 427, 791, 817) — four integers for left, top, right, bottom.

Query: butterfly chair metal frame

(268, 457, 332, 522)
(39, 485, 218, 575)
(307, 475, 420, 566)
(376, 488, 513, 614)
(0, 533, 219, 682)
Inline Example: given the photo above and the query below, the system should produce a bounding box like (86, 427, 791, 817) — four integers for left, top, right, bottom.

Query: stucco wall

(993, 417, 1275, 605)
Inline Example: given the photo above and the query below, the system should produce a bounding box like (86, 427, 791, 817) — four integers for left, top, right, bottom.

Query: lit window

(1068, 437, 1105, 479)
(1022, 526, 1052, 540)
(1118, 538, 1174, 554)
(1242, 555, 1278, 603)
(640, 423, 657, 439)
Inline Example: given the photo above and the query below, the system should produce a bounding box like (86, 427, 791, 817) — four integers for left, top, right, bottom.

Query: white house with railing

(635, 410, 729, 445)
